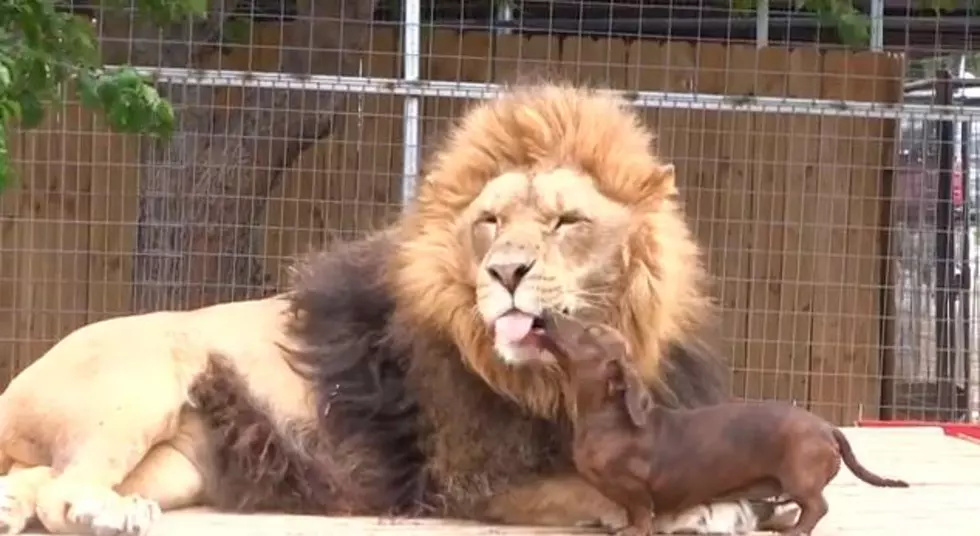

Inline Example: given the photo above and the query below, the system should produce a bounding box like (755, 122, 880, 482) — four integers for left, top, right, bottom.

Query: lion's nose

(486, 261, 535, 293)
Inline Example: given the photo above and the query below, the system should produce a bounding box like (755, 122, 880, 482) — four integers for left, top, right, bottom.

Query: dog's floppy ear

(610, 358, 653, 427)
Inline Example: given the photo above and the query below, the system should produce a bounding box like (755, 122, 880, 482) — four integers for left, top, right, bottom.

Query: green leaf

(0, 100, 21, 122)
(76, 73, 103, 109)
(0, 0, 199, 191)
(151, 99, 176, 139)
(0, 125, 9, 191)
(0, 64, 10, 90)
(18, 93, 45, 130)
(222, 18, 251, 45)
(731, 0, 757, 14)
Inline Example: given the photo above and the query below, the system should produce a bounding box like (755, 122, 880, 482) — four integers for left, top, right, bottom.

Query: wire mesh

(1, 4, 979, 527)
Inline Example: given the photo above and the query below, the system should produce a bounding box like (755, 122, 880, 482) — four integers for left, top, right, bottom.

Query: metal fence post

(401, 0, 422, 207)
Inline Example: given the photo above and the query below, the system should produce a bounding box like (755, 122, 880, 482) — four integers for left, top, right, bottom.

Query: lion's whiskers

(568, 290, 615, 312)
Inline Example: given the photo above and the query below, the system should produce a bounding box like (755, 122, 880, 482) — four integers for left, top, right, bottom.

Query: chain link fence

(1, 0, 980, 427)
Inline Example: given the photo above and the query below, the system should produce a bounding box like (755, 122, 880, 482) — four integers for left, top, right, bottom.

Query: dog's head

(539, 312, 653, 427)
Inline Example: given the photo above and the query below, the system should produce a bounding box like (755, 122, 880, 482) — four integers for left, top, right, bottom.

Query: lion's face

(391, 82, 710, 417)
(463, 168, 631, 365)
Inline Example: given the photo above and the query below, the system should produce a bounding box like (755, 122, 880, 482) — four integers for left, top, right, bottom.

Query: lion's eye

(476, 212, 499, 226)
(554, 212, 587, 230)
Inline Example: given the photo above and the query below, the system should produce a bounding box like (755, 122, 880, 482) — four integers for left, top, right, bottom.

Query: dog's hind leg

(781, 494, 827, 536)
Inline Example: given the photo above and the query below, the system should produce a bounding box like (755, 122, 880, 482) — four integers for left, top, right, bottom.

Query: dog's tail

(189, 353, 358, 515)
(832, 428, 910, 488)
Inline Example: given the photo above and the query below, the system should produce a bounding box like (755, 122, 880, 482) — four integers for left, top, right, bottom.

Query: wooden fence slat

(626, 40, 698, 96)
(683, 43, 754, 393)
(560, 36, 626, 87)
(86, 109, 140, 325)
(775, 48, 826, 407)
(422, 29, 493, 84)
(342, 28, 404, 235)
(4, 106, 94, 379)
(630, 42, 698, 163)
(839, 51, 902, 423)
(721, 44, 759, 396)
(744, 47, 791, 402)
(493, 34, 564, 84)
(0, 30, 903, 423)
(810, 50, 862, 423)
(419, 30, 492, 161)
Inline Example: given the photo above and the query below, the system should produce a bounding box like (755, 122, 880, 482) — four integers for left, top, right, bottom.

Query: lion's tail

(189, 354, 358, 515)
(832, 428, 910, 488)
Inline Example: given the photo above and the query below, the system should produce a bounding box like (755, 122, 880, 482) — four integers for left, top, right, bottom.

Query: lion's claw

(0, 480, 29, 535)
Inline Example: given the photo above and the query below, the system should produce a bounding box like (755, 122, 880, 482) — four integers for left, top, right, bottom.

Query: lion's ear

(611, 359, 653, 427)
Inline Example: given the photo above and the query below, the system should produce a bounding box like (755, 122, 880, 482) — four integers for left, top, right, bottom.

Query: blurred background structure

(1, 0, 980, 427)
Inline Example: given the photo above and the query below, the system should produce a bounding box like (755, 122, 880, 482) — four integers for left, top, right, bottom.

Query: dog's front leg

(484, 475, 791, 535)
(481, 473, 627, 528)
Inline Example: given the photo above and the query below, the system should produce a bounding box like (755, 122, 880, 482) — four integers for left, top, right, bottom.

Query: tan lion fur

(0, 81, 772, 536)
(0, 297, 311, 533)
(391, 82, 715, 418)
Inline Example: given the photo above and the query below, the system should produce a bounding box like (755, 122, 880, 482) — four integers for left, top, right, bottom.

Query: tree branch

(127, 0, 379, 311)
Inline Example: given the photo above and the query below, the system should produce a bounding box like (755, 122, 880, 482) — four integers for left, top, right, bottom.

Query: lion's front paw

(755, 500, 800, 533)
(576, 516, 627, 534)
(68, 494, 161, 536)
(649, 505, 711, 534)
(614, 525, 650, 536)
(575, 519, 613, 530)
(725, 501, 760, 535)
(649, 501, 758, 535)
(0, 480, 31, 534)
(574, 509, 628, 533)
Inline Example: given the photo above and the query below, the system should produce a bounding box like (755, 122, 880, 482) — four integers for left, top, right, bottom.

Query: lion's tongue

(495, 312, 535, 344)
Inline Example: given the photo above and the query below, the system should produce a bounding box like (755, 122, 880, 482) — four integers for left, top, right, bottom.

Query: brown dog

(536, 313, 909, 536)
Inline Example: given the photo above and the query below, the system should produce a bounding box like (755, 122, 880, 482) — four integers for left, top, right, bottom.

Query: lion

(0, 81, 796, 536)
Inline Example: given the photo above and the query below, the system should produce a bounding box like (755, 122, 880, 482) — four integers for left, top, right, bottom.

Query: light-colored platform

(23, 427, 980, 535)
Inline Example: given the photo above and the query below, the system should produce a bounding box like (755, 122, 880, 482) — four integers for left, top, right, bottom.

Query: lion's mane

(389, 82, 725, 416)
(202, 81, 732, 518)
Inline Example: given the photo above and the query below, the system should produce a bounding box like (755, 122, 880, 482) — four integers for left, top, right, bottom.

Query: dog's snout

(540, 310, 560, 333)
(541, 311, 583, 340)
(486, 261, 535, 293)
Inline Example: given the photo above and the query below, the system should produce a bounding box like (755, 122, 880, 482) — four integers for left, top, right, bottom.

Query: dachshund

(535, 312, 909, 536)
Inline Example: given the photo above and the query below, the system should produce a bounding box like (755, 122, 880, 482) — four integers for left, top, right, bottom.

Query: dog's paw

(67, 494, 161, 536)
(0, 479, 31, 534)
